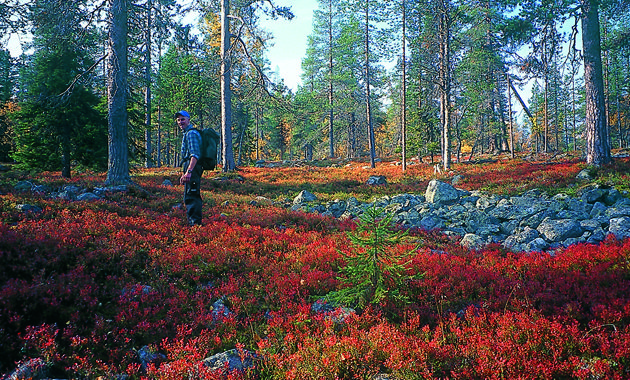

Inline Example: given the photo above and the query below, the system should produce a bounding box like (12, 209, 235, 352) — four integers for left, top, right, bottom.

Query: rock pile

(290, 179, 630, 252)
(10, 175, 630, 254)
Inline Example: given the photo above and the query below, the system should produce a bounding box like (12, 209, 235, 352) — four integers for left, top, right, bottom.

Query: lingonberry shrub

(1, 158, 630, 378)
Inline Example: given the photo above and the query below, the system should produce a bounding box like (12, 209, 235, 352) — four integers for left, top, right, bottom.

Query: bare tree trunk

(145, 0, 153, 168)
(105, 0, 131, 185)
(364, 0, 376, 168)
(220, 0, 236, 171)
(156, 39, 163, 167)
(328, 0, 335, 158)
(255, 105, 261, 161)
(237, 122, 246, 166)
(601, 16, 611, 150)
(507, 74, 515, 158)
(62, 124, 71, 178)
(544, 67, 549, 153)
(553, 75, 559, 151)
(495, 74, 509, 152)
(582, 0, 611, 165)
(401, 0, 407, 172)
(438, 2, 452, 170)
(617, 92, 623, 149)
(572, 66, 577, 151)
(348, 112, 357, 159)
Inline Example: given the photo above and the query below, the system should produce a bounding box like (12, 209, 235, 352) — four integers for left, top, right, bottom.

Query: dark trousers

(183, 164, 203, 226)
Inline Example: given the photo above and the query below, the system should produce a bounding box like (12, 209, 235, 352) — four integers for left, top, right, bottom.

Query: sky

(258, 1, 319, 91)
(174, 0, 319, 92)
(5, 0, 319, 93)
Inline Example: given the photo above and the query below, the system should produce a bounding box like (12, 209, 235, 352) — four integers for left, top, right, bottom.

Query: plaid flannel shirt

(181, 126, 202, 165)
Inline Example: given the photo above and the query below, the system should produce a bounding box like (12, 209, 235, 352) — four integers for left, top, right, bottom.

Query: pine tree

(329, 206, 421, 309)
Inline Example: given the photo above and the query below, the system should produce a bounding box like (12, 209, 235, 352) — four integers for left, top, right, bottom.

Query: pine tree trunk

(364, 0, 376, 169)
(438, 8, 452, 170)
(220, 0, 236, 171)
(401, 0, 407, 172)
(105, 0, 131, 185)
(507, 75, 515, 158)
(145, 0, 153, 168)
(62, 124, 71, 178)
(328, 0, 335, 159)
(582, 0, 611, 166)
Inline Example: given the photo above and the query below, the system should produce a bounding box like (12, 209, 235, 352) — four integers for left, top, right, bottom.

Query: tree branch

(57, 54, 108, 103)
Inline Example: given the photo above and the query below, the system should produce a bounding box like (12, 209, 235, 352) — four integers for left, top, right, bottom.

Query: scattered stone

(56, 189, 78, 201)
(311, 299, 335, 313)
(576, 168, 595, 180)
(6, 358, 49, 380)
(77, 192, 101, 201)
(451, 174, 465, 186)
(460, 233, 485, 250)
(290, 184, 630, 253)
(425, 179, 459, 205)
(137, 346, 167, 370)
(311, 299, 356, 323)
(121, 285, 155, 300)
(16, 204, 43, 213)
(210, 299, 234, 321)
(162, 179, 173, 186)
(373, 375, 398, 380)
(609, 216, 630, 240)
(537, 218, 583, 242)
(14, 181, 33, 192)
(366, 175, 387, 185)
(32, 184, 51, 194)
(523, 237, 549, 252)
(250, 196, 273, 207)
(93, 185, 128, 195)
(581, 187, 607, 204)
(293, 190, 317, 205)
(202, 349, 259, 373)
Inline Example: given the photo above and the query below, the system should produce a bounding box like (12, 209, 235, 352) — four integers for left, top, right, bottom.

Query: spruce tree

(329, 206, 421, 309)
(11, 0, 106, 176)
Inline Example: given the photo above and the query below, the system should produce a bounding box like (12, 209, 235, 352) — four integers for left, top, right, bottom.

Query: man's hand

(181, 157, 197, 185)
(180, 172, 192, 185)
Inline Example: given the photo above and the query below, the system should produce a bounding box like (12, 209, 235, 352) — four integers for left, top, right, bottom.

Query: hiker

(177, 110, 204, 226)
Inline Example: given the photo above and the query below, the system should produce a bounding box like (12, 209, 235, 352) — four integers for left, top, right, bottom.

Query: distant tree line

(0, 0, 628, 180)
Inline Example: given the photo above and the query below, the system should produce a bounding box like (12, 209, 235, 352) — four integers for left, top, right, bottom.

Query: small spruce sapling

(328, 206, 421, 309)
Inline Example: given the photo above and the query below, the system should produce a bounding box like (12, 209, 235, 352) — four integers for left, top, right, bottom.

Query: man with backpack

(177, 110, 204, 226)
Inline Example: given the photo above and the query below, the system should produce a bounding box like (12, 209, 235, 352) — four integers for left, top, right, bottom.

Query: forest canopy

(0, 0, 628, 178)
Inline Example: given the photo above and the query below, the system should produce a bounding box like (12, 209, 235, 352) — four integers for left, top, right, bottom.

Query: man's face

(177, 115, 190, 130)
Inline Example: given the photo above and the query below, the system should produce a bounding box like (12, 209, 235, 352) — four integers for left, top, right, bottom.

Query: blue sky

(5, 0, 318, 93)
(260, 1, 319, 91)
(177, 0, 319, 92)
